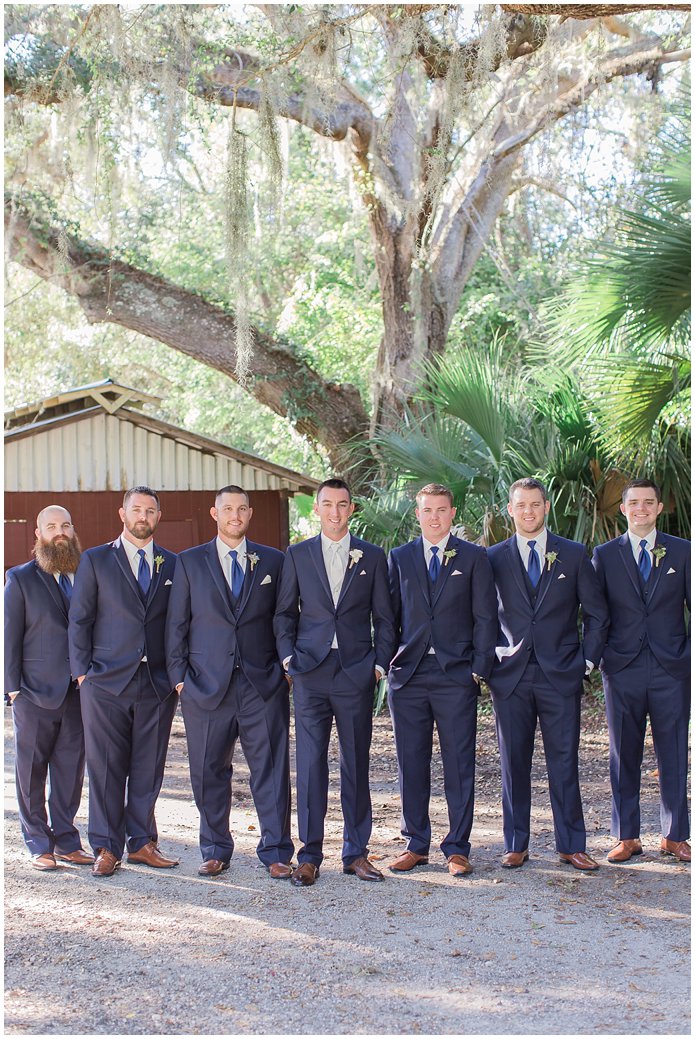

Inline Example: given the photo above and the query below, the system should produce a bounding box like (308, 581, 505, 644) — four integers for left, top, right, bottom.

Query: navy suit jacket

(274, 534, 395, 691)
(166, 538, 287, 708)
(487, 532, 608, 698)
(4, 560, 73, 708)
(68, 539, 176, 701)
(592, 532, 690, 680)
(388, 535, 498, 690)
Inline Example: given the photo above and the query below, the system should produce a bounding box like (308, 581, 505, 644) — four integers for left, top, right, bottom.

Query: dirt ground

(3, 694, 691, 1037)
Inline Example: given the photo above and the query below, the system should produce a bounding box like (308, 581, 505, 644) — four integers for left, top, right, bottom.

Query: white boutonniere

(443, 549, 457, 566)
(248, 552, 260, 571)
(546, 551, 559, 572)
(349, 549, 363, 570)
(653, 545, 666, 568)
(154, 554, 165, 574)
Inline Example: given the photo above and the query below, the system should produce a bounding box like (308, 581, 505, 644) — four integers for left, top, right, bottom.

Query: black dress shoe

(291, 863, 319, 887)
(343, 856, 384, 881)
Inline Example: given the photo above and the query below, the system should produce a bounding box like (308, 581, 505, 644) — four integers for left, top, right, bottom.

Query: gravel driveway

(4, 701, 690, 1036)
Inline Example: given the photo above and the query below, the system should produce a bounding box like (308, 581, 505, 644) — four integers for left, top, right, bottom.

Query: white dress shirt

(627, 527, 656, 565)
(515, 528, 548, 572)
(120, 535, 154, 580)
(217, 536, 248, 587)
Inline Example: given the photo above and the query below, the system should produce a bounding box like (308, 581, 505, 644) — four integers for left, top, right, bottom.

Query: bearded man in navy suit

(387, 484, 497, 877)
(487, 478, 608, 871)
(275, 478, 396, 887)
(166, 485, 294, 879)
(593, 478, 690, 865)
(5, 505, 93, 871)
(69, 486, 179, 877)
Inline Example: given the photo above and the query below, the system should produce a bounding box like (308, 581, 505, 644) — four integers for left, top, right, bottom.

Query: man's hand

(5, 691, 19, 704)
(175, 683, 184, 694)
(77, 675, 85, 686)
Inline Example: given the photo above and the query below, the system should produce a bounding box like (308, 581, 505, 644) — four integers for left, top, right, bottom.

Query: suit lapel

(145, 542, 165, 609)
(237, 540, 260, 616)
(113, 540, 145, 609)
(533, 532, 559, 613)
(645, 533, 667, 605)
(205, 539, 235, 619)
(505, 537, 531, 605)
(410, 537, 431, 605)
(308, 535, 334, 607)
(618, 533, 641, 598)
(35, 563, 69, 619)
(336, 536, 360, 607)
(431, 536, 457, 607)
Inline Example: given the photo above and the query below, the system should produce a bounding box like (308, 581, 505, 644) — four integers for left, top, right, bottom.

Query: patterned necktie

(137, 549, 151, 596)
(638, 539, 651, 583)
(229, 549, 244, 600)
(58, 572, 72, 602)
(527, 540, 541, 588)
(429, 545, 440, 583)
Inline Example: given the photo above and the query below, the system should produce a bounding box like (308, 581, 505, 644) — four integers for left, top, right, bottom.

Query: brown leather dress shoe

(92, 849, 121, 877)
(127, 841, 179, 868)
(343, 856, 384, 881)
(607, 839, 643, 864)
(501, 850, 529, 869)
(447, 854, 473, 876)
(291, 862, 319, 887)
(198, 859, 230, 876)
(55, 849, 95, 865)
(389, 850, 429, 872)
(559, 851, 599, 871)
(31, 852, 57, 871)
(660, 838, 691, 862)
(267, 862, 293, 880)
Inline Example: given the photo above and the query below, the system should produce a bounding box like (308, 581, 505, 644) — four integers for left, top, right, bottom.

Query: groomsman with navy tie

(593, 479, 690, 864)
(69, 486, 179, 877)
(166, 486, 294, 878)
(387, 484, 497, 876)
(5, 506, 93, 871)
(487, 478, 608, 871)
(275, 478, 395, 887)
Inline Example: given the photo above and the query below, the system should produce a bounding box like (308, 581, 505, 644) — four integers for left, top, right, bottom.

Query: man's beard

(34, 535, 82, 574)
(124, 518, 155, 541)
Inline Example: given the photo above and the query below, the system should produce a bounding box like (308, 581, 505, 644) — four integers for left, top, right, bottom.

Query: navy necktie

(638, 539, 651, 583)
(58, 572, 72, 602)
(429, 546, 440, 583)
(527, 540, 541, 588)
(229, 550, 244, 600)
(137, 549, 151, 596)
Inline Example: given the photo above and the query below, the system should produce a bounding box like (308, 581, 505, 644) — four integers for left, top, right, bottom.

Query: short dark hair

(508, 478, 547, 503)
(216, 485, 249, 504)
(621, 478, 661, 503)
(415, 483, 454, 507)
(123, 485, 160, 508)
(316, 478, 352, 502)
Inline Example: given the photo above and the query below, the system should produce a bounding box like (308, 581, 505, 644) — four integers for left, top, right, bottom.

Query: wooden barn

(4, 380, 319, 568)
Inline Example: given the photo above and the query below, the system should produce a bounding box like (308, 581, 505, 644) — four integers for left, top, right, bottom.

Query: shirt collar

(217, 535, 247, 565)
(321, 532, 351, 552)
(422, 534, 451, 555)
(627, 528, 657, 551)
(120, 535, 154, 564)
(515, 528, 548, 553)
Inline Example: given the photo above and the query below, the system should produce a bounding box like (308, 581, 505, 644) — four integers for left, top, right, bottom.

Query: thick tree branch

(5, 197, 370, 471)
(413, 12, 548, 80)
(501, 4, 690, 16)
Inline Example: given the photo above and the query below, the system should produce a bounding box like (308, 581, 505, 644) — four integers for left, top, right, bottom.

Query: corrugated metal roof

(5, 388, 319, 495)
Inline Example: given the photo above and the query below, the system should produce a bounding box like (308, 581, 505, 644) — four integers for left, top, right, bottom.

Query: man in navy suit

(593, 478, 690, 864)
(166, 485, 294, 878)
(487, 478, 608, 871)
(5, 505, 93, 871)
(69, 486, 179, 877)
(387, 484, 497, 877)
(275, 478, 395, 887)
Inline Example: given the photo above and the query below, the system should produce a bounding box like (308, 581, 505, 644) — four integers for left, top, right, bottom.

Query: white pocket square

(667, 567, 676, 574)
(165, 579, 172, 586)
(557, 573, 566, 580)
(359, 569, 367, 575)
(452, 569, 462, 576)
(260, 574, 272, 585)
